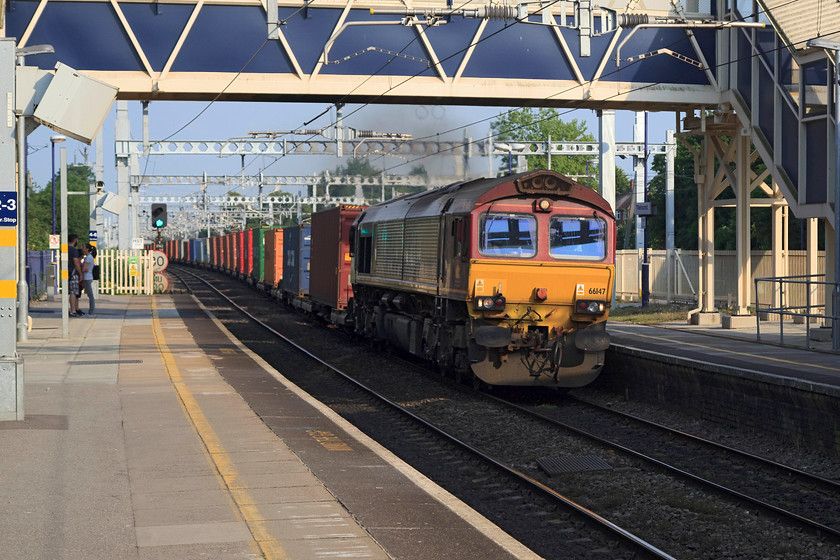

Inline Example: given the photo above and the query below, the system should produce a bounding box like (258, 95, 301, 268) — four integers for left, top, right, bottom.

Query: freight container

(189, 239, 199, 264)
(225, 233, 235, 272)
(310, 205, 366, 310)
(211, 236, 221, 269)
(235, 231, 243, 275)
(251, 228, 268, 282)
(264, 228, 284, 288)
(239, 230, 252, 277)
(282, 224, 311, 298)
(196, 237, 209, 264)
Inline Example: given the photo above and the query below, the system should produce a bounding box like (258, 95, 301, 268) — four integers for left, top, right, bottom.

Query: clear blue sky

(25, 101, 678, 198)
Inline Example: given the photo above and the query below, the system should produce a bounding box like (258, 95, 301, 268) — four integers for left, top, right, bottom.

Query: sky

(24, 100, 680, 201)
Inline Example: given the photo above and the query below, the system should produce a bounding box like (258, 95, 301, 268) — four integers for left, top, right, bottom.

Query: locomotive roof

(356, 170, 613, 223)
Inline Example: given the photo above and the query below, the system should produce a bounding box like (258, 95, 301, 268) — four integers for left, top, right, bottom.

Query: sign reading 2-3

(0, 192, 18, 226)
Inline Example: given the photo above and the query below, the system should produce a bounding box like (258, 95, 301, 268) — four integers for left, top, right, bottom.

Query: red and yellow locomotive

(348, 169, 615, 387)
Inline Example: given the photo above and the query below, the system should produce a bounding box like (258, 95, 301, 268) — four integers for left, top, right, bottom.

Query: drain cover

(537, 455, 612, 476)
(68, 360, 143, 365)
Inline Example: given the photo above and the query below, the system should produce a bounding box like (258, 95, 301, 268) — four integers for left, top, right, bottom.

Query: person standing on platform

(81, 243, 97, 317)
(68, 234, 84, 317)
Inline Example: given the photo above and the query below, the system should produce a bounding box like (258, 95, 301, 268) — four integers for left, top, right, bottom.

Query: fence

(754, 274, 837, 349)
(97, 249, 156, 295)
(616, 249, 826, 310)
(26, 250, 54, 300)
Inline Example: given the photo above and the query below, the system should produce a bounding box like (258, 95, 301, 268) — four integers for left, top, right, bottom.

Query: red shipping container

(242, 230, 253, 277)
(310, 205, 366, 310)
(263, 229, 284, 288)
(224, 233, 233, 272)
(211, 236, 220, 268)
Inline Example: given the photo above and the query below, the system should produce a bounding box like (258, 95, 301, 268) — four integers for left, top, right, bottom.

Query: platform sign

(636, 202, 657, 216)
(131, 237, 144, 250)
(150, 250, 169, 272)
(153, 272, 169, 293)
(89, 230, 98, 241)
(49, 235, 60, 249)
(0, 192, 17, 226)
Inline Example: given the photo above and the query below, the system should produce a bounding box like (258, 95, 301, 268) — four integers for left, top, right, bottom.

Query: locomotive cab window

(549, 216, 607, 260)
(479, 213, 537, 258)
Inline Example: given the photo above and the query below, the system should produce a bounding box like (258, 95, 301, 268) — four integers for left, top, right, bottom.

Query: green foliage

(643, 135, 815, 251)
(645, 136, 699, 250)
(334, 158, 380, 177)
(27, 164, 95, 250)
(409, 165, 428, 177)
(610, 302, 694, 323)
(490, 108, 597, 182)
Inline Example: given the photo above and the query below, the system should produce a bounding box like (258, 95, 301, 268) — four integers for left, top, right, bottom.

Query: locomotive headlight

(535, 198, 552, 213)
(575, 300, 606, 314)
(475, 295, 506, 311)
(535, 287, 548, 301)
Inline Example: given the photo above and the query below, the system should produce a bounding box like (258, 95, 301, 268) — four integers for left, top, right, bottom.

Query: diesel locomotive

(348, 169, 615, 387)
(167, 169, 616, 388)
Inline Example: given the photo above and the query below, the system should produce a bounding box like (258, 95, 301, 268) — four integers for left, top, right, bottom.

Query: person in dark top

(67, 234, 84, 316)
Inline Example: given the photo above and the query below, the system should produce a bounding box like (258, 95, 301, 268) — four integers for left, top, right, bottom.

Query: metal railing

(754, 274, 837, 350)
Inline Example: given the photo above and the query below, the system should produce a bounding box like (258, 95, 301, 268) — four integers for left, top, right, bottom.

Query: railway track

(166, 265, 839, 559)
(501, 393, 840, 538)
(169, 265, 674, 560)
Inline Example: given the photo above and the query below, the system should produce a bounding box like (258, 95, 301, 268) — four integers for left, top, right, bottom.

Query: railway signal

(151, 203, 167, 228)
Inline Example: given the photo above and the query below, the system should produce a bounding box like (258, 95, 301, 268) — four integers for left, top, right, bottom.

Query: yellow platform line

(610, 326, 840, 373)
(150, 297, 289, 559)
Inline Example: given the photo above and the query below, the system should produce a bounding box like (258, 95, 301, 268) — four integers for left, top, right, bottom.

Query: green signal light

(154, 219, 164, 228)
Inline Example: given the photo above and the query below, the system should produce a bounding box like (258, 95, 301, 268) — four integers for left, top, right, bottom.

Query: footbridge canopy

(3, 0, 724, 110)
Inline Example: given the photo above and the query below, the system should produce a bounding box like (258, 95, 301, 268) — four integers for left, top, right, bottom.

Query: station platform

(607, 316, 840, 389)
(602, 315, 840, 460)
(2, 295, 537, 560)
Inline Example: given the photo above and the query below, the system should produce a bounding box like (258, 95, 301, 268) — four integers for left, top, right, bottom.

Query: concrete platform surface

(2, 295, 538, 560)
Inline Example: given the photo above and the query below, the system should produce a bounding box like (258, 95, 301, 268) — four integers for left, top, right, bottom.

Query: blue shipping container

(282, 224, 311, 297)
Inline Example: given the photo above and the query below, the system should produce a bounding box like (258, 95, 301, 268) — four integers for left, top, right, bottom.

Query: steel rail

(168, 265, 677, 560)
(486, 391, 840, 541)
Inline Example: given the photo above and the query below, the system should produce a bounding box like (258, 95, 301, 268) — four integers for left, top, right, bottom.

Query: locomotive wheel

(472, 373, 487, 391)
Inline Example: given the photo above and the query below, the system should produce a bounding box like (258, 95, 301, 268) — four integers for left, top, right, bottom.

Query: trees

(490, 108, 598, 180)
(27, 164, 95, 250)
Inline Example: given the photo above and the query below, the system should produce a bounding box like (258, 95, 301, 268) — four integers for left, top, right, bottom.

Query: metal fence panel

(26, 250, 53, 300)
(616, 249, 826, 309)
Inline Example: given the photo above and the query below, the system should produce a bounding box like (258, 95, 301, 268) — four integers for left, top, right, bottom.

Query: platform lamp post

(50, 135, 65, 235)
(807, 38, 840, 351)
(15, 44, 54, 344)
(50, 135, 65, 300)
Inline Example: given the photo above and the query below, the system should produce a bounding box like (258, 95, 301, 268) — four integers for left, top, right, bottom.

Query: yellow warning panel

(0, 229, 15, 246)
(0, 280, 16, 298)
(306, 429, 352, 451)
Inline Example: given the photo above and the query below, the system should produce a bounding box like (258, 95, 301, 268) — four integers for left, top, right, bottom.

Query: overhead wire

(244, 0, 801, 177)
(371, 1, 840, 174)
(153, 0, 829, 186)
